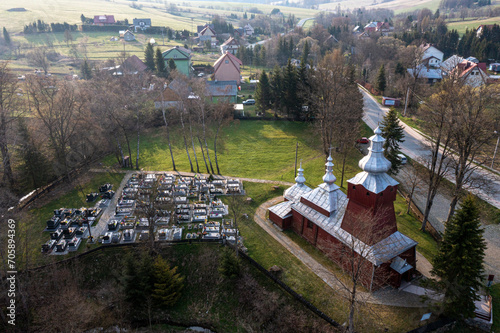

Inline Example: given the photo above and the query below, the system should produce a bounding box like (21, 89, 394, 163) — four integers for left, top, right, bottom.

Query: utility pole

(294, 141, 298, 178)
(492, 131, 499, 169)
(403, 86, 410, 117)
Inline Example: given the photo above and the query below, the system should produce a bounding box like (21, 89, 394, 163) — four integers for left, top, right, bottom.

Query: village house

(363, 22, 394, 35)
(162, 46, 192, 76)
(213, 52, 242, 84)
(220, 37, 240, 55)
(206, 80, 238, 103)
(244, 23, 254, 36)
(421, 44, 444, 68)
(93, 15, 115, 25)
(123, 30, 135, 41)
(133, 18, 151, 31)
(198, 25, 217, 42)
(453, 59, 488, 87)
(268, 128, 418, 291)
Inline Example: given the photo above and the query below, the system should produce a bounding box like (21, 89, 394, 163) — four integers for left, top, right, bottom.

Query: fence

(17, 153, 110, 211)
(236, 248, 342, 329)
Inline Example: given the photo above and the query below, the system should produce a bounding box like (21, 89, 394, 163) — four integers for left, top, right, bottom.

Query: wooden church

(268, 127, 417, 291)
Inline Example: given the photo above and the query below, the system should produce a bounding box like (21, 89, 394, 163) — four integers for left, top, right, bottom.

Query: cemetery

(41, 173, 244, 254)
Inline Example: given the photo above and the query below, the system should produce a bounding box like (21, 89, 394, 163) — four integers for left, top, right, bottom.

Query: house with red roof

(93, 15, 115, 26)
(220, 37, 240, 55)
(213, 52, 242, 84)
(453, 59, 488, 87)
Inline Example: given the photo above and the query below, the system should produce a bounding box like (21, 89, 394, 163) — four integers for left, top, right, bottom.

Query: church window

(366, 192, 370, 196)
(307, 221, 313, 229)
(352, 185, 356, 190)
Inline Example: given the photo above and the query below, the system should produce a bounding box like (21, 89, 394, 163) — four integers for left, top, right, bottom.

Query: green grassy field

(447, 17, 500, 35)
(0, 0, 318, 34)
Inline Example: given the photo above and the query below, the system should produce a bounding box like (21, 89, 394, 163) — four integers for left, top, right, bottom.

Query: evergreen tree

(155, 47, 168, 78)
(269, 66, 283, 115)
(80, 14, 86, 23)
(431, 195, 487, 320)
(376, 64, 386, 94)
(380, 108, 405, 174)
(218, 247, 241, 279)
(395, 62, 405, 76)
(144, 42, 156, 71)
(152, 256, 184, 308)
(255, 70, 272, 112)
(17, 118, 53, 190)
(283, 58, 300, 119)
(168, 58, 176, 71)
(3, 27, 11, 45)
(122, 254, 147, 307)
(80, 60, 92, 80)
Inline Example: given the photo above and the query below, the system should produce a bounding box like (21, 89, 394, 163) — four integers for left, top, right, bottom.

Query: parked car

(356, 137, 369, 144)
(242, 99, 255, 105)
(398, 153, 407, 165)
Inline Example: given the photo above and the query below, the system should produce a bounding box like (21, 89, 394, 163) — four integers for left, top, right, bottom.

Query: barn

(268, 127, 417, 291)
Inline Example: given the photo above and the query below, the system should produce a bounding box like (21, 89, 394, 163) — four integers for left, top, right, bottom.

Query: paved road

(361, 88, 500, 282)
(360, 86, 500, 209)
(297, 18, 314, 27)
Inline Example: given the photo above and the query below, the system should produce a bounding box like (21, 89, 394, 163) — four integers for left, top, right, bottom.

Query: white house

(421, 44, 444, 68)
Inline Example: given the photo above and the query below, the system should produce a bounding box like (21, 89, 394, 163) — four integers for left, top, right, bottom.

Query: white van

(398, 154, 407, 165)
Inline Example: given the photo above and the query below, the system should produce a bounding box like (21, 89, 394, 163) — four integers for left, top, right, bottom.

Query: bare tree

(419, 79, 454, 232)
(158, 82, 177, 171)
(0, 62, 22, 187)
(308, 50, 362, 160)
(212, 101, 232, 175)
(398, 162, 424, 214)
(27, 47, 50, 74)
(444, 83, 500, 221)
(27, 76, 87, 178)
(324, 208, 401, 333)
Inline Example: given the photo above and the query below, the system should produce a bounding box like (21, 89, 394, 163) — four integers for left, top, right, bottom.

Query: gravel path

(90, 172, 133, 239)
(254, 196, 430, 308)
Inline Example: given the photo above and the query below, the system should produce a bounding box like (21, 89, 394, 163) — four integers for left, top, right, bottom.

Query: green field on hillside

(447, 17, 500, 35)
(0, 0, 318, 34)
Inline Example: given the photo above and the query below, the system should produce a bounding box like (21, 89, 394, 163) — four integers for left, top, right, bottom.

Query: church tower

(341, 127, 399, 245)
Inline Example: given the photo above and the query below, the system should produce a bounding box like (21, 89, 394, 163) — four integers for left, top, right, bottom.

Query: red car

(357, 137, 369, 144)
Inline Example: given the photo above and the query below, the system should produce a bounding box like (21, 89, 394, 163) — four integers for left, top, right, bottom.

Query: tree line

(0, 61, 233, 197)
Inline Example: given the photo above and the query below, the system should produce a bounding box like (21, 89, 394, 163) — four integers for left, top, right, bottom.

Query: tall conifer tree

(255, 70, 271, 112)
(381, 108, 405, 174)
(431, 195, 487, 320)
(144, 42, 156, 71)
(376, 64, 386, 94)
(155, 47, 168, 78)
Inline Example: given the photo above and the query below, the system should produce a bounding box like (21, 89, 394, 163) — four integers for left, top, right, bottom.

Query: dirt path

(254, 197, 430, 308)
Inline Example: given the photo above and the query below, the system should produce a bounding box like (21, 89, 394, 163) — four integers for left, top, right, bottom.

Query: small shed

(382, 97, 401, 107)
